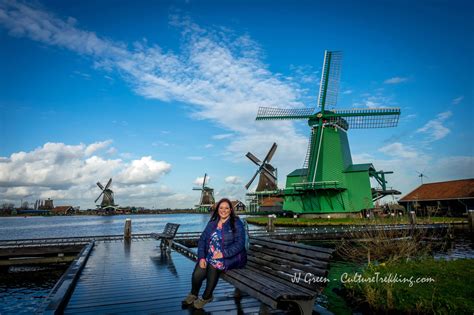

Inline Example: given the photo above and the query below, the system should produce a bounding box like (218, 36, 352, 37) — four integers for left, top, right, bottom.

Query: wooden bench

(172, 236, 333, 314)
(151, 223, 180, 252)
(223, 237, 333, 314)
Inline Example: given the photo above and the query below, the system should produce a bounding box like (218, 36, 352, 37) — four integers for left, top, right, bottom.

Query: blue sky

(0, 0, 472, 209)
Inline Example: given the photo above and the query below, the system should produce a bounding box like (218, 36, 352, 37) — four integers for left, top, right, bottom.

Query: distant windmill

(95, 178, 117, 210)
(193, 173, 215, 211)
(416, 171, 429, 185)
(245, 142, 278, 191)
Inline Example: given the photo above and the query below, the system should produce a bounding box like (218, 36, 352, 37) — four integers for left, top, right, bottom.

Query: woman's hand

(212, 251, 223, 259)
(199, 258, 207, 269)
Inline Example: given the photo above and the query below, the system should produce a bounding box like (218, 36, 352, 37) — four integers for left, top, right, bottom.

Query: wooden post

(468, 210, 474, 234)
(409, 211, 416, 225)
(124, 218, 132, 239)
(267, 214, 275, 232)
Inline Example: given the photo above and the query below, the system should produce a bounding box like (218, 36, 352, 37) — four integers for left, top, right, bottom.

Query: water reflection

(150, 249, 178, 277)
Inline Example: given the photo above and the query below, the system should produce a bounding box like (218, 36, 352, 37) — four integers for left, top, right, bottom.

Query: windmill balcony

(289, 181, 346, 192)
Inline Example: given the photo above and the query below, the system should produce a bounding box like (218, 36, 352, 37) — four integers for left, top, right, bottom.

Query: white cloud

(416, 111, 452, 141)
(215, 185, 247, 201)
(106, 147, 117, 155)
(204, 144, 214, 148)
(452, 96, 464, 105)
(0, 1, 309, 189)
(117, 156, 171, 185)
(85, 140, 113, 156)
(384, 77, 408, 84)
(224, 176, 242, 185)
(378, 142, 418, 159)
(193, 176, 210, 186)
(353, 93, 395, 108)
(212, 134, 233, 140)
(152, 141, 170, 147)
(342, 90, 353, 95)
(187, 156, 203, 160)
(0, 142, 172, 208)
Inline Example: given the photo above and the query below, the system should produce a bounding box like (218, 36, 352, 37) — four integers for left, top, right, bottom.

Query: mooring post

(409, 211, 416, 226)
(267, 214, 275, 232)
(124, 218, 132, 239)
(468, 210, 474, 234)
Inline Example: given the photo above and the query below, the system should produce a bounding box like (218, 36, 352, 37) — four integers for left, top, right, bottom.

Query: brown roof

(52, 206, 74, 213)
(399, 179, 474, 202)
(260, 197, 284, 207)
(231, 200, 244, 208)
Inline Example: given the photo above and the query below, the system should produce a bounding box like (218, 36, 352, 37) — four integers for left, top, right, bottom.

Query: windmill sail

(256, 107, 314, 120)
(330, 108, 401, 129)
(318, 50, 343, 110)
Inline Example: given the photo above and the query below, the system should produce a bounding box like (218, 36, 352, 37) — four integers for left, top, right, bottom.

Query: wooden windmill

(193, 173, 215, 212)
(244, 143, 283, 212)
(245, 142, 278, 191)
(255, 50, 401, 214)
(95, 178, 118, 211)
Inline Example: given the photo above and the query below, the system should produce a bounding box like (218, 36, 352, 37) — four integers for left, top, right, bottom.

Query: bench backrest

(246, 237, 334, 292)
(163, 223, 180, 237)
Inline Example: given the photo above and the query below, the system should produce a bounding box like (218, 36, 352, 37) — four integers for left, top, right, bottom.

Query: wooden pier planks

(64, 239, 263, 314)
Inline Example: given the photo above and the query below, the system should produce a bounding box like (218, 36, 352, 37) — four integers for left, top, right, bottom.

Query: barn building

(398, 179, 474, 216)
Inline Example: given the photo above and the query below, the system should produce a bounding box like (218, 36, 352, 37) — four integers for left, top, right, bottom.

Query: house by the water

(398, 178, 474, 216)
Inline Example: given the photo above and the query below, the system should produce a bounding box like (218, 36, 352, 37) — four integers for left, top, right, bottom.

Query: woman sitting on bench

(182, 198, 247, 309)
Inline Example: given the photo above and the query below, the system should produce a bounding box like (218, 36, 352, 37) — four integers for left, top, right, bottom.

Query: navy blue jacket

(197, 217, 247, 271)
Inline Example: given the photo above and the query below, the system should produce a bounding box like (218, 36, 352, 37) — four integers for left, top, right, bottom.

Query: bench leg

(259, 303, 271, 315)
(291, 298, 315, 315)
(166, 239, 173, 252)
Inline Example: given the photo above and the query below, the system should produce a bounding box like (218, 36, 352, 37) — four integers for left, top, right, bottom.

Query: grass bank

(245, 216, 464, 227)
(343, 258, 474, 314)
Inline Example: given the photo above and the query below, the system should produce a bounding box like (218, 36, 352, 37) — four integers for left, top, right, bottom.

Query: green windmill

(256, 50, 401, 215)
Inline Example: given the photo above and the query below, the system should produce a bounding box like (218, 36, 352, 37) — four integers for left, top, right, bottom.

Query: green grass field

(245, 216, 465, 227)
(343, 258, 474, 314)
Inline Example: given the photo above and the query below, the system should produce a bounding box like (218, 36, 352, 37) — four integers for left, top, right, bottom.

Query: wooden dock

(58, 239, 276, 314)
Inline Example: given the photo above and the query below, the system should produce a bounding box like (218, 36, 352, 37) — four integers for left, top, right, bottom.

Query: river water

(0, 213, 232, 240)
(0, 214, 472, 314)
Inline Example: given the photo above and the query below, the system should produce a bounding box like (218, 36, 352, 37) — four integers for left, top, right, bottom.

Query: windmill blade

(95, 191, 104, 203)
(96, 182, 104, 190)
(246, 152, 261, 166)
(329, 108, 401, 129)
(245, 170, 260, 190)
(202, 173, 207, 188)
(256, 107, 314, 120)
(104, 178, 112, 190)
(318, 50, 343, 110)
(193, 187, 203, 191)
(263, 142, 278, 164)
